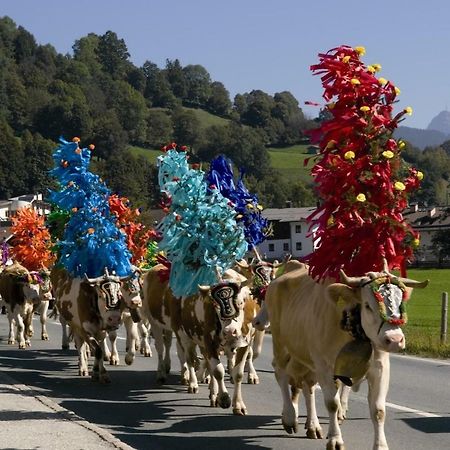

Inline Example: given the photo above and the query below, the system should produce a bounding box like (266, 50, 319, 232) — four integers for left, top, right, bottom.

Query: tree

(183, 64, 211, 107)
(96, 31, 130, 79)
(13, 26, 37, 63)
(432, 228, 450, 267)
(171, 108, 202, 149)
(91, 110, 128, 159)
(207, 81, 231, 116)
(142, 60, 178, 108)
(146, 109, 173, 148)
(165, 58, 187, 99)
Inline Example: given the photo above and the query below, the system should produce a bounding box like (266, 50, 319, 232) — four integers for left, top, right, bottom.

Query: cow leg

(274, 365, 298, 434)
(39, 301, 49, 340)
(23, 303, 33, 346)
(367, 350, 390, 450)
(162, 329, 172, 374)
(138, 320, 152, 357)
(74, 334, 89, 377)
(318, 375, 344, 450)
(12, 306, 28, 349)
(105, 330, 120, 365)
(231, 345, 250, 415)
(60, 314, 70, 350)
(124, 315, 137, 365)
(248, 329, 264, 384)
(195, 354, 210, 384)
(177, 340, 190, 386)
(6, 308, 16, 345)
(181, 340, 199, 394)
(338, 383, 351, 422)
(303, 380, 323, 439)
(151, 323, 170, 383)
(207, 356, 230, 409)
(246, 344, 259, 385)
(91, 339, 110, 384)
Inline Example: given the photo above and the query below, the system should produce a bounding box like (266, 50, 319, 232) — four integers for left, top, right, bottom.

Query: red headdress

(305, 46, 422, 280)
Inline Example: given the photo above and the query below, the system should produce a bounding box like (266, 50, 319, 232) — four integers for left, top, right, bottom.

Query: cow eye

(364, 302, 372, 311)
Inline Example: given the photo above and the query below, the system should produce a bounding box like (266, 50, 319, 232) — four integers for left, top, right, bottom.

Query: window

(283, 243, 289, 251)
(268, 243, 275, 252)
(295, 225, 302, 234)
(296, 242, 302, 251)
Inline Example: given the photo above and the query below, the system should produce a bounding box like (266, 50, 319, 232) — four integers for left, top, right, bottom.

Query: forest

(0, 16, 449, 217)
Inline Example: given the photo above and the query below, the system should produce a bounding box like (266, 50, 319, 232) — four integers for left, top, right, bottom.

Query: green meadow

(403, 268, 450, 358)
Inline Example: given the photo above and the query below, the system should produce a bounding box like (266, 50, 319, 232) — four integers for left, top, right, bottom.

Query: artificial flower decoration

(48, 137, 132, 278)
(306, 45, 423, 280)
(156, 147, 247, 297)
(10, 208, 55, 270)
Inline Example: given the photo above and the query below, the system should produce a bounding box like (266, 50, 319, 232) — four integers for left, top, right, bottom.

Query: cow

(265, 260, 428, 450)
(51, 267, 130, 383)
(141, 264, 252, 413)
(0, 262, 41, 348)
(102, 270, 147, 366)
(27, 268, 53, 341)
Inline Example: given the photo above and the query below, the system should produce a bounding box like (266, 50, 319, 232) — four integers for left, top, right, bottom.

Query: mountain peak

(427, 110, 450, 134)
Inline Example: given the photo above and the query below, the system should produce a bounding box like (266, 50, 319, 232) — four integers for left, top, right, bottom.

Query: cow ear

(327, 283, 359, 305)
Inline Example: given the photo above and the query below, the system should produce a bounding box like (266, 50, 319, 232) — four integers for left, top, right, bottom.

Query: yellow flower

(382, 150, 394, 159)
(367, 65, 376, 73)
(327, 216, 334, 226)
(372, 63, 382, 72)
(246, 203, 254, 209)
(398, 140, 406, 149)
(394, 86, 401, 96)
(327, 102, 336, 110)
(351, 78, 361, 85)
(416, 171, 424, 180)
(412, 238, 420, 248)
(342, 55, 351, 63)
(359, 106, 370, 112)
(394, 181, 406, 191)
(354, 46, 366, 56)
(257, 204, 264, 210)
(378, 77, 387, 85)
(326, 139, 337, 149)
(344, 151, 355, 160)
(404, 106, 413, 115)
(356, 193, 366, 202)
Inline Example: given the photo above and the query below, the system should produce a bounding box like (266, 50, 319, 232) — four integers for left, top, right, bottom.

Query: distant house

(403, 205, 450, 264)
(0, 194, 51, 241)
(256, 207, 318, 261)
(306, 145, 320, 155)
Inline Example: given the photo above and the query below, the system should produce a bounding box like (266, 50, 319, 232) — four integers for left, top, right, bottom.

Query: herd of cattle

(0, 258, 428, 450)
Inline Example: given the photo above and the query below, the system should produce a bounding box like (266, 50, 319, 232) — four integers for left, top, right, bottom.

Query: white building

(256, 207, 318, 261)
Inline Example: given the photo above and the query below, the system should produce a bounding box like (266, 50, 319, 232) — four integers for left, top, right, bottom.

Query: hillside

(393, 126, 449, 150)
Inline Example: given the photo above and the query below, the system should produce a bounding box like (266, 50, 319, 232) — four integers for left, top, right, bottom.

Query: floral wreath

(369, 276, 408, 326)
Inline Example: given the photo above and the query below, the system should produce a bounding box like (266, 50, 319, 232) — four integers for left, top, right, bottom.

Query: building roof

(262, 207, 316, 222)
(403, 206, 450, 230)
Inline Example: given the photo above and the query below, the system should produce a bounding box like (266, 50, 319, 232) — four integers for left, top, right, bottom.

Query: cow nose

(385, 334, 405, 350)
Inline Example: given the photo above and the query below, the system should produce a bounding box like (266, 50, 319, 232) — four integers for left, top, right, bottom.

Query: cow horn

(272, 260, 283, 268)
(104, 267, 110, 277)
(252, 245, 262, 262)
(215, 266, 223, 282)
(235, 259, 249, 269)
(396, 277, 429, 288)
(339, 270, 366, 287)
(382, 258, 389, 273)
(83, 273, 103, 285)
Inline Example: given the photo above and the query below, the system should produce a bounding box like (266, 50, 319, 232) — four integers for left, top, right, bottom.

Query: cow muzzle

(382, 328, 405, 352)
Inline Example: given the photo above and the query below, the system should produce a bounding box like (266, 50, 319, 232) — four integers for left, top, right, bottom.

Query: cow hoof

(282, 422, 298, 435)
(232, 406, 247, 416)
(19, 343, 26, 349)
(187, 385, 199, 394)
(25, 341, 31, 347)
(326, 439, 345, 450)
(109, 358, 119, 366)
(248, 375, 260, 384)
(62, 344, 70, 350)
(218, 392, 231, 409)
(8, 339, 15, 345)
(79, 369, 89, 377)
(41, 334, 49, 341)
(125, 354, 134, 365)
(306, 427, 323, 439)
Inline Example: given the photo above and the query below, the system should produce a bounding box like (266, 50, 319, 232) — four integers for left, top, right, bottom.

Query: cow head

(329, 268, 428, 353)
(83, 270, 125, 330)
(120, 267, 143, 309)
(199, 270, 250, 350)
(30, 268, 53, 301)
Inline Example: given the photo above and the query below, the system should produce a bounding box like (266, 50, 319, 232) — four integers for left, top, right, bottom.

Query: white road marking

(385, 401, 441, 418)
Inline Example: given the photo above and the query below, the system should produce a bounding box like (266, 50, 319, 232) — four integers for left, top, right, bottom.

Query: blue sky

(2, 0, 449, 129)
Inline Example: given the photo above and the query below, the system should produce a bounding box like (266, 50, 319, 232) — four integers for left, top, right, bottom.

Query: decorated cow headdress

(305, 46, 423, 280)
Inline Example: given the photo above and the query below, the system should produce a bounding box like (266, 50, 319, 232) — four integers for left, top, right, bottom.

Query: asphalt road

(0, 313, 449, 450)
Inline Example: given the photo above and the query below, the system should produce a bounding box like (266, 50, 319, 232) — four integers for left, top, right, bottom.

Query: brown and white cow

(51, 267, 129, 383)
(141, 264, 252, 413)
(0, 262, 41, 348)
(28, 268, 53, 341)
(266, 261, 428, 450)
